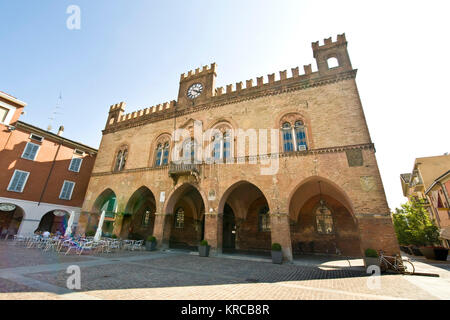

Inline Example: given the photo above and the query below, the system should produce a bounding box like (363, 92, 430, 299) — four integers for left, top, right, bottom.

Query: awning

(440, 227, 450, 240)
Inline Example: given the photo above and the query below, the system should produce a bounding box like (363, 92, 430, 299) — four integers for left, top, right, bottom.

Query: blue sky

(1, 0, 450, 210)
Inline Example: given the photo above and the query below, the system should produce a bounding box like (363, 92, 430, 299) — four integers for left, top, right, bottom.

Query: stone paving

(0, 241, 449, 300)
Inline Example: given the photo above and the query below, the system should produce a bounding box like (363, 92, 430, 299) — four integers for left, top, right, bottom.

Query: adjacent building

(0, 91, 97, 237)
(400, 154, 450, 247)
(78, 34, 399, 261)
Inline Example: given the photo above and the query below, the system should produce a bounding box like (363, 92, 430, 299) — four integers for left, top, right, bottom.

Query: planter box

(145, 241, 157, 251)
(434, 248, 449, 261)
(409, 246, 423, 256)
(199, 245, 210, 257)
(271, 250, 283, 264)
(419, 247, 449, 261)
(363, 257, 380, 268)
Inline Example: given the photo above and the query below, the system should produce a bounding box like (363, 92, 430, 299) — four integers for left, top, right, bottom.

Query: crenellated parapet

(180, 63, 217, 82)
(214, 63, 317, 98)
(104, 34, 356, 133)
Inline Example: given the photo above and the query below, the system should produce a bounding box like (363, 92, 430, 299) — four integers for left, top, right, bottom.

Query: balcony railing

(168, 162, 200, 181)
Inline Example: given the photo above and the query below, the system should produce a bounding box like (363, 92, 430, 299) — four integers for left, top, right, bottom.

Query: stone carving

(346, 149, 363, 167)
(360, 176, 375, 192)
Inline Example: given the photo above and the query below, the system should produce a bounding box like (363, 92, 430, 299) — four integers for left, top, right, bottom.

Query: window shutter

(60, 181, 74, 200)
(9, 171, 28, 192)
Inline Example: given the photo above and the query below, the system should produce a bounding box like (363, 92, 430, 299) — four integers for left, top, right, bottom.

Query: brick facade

(78, 34, 400, 261)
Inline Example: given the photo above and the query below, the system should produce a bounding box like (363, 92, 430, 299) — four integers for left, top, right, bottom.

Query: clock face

(187, 83, 203, 99)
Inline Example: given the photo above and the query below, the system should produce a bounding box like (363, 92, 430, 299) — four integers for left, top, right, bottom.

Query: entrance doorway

(222, 204, 236, 252)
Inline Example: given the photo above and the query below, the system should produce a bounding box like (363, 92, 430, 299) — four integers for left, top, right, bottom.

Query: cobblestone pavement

(0, 241, 449, 300)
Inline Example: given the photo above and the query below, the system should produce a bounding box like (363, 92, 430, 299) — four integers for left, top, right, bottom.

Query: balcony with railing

(168, 162, 201, 182)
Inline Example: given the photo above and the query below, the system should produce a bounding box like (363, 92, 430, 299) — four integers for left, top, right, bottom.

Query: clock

(0, 203, 16, 211)
(187, 83, 203, 99)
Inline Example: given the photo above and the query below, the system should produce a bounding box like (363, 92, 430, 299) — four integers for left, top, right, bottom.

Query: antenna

(47, 91, 63, 132)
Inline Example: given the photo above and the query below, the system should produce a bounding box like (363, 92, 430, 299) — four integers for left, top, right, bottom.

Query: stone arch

(122, 186, 157, 239)
(36, 209, 70, 234)
(0, 203, 25, 237)
(217, 180, 271, 253)
(288, 176, 361, 257)
(92, 188, 117, 213)
(163, 183, 208, 250)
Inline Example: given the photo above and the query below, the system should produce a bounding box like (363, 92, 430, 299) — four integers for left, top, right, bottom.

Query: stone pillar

(204, 212, 223, 255)
(112, 214, 123, 238)
(270, 212, 293, 261)
(357, 214, 400, 256)
(17, 219, 40, 236)
(153, 213, 173, 249)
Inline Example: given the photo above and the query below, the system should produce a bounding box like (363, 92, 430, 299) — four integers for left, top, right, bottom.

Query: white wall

(0, 197, 81, 236)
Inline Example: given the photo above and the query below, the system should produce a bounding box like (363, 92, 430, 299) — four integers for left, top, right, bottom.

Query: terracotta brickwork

(79, 34, 399, 260)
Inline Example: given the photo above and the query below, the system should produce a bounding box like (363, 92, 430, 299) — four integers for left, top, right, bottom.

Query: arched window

(114, 151, 122, 171)
(316, 200, 333, 234)
(141, 209, 152, 227)
(114, 148, 127, 172)
(258, 206, 270, 232)
(280, 115, 308, 153)
(120, 149, 127, 171)
(174, 207, 184, 229)
(182, 139, 196, 163)
(155, 144, 163, 166)
(282, 122, 294, 152)
(162, 142, 170, 165)
(223, 131, 231, 160)
(294, 121, 307, 151)
(154, 135, 171, 167)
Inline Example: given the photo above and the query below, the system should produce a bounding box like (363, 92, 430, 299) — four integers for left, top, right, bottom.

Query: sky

(1, 0, 449, 211)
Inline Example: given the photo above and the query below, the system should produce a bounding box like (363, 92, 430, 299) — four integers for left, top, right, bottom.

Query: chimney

(57, 125, 64, 136)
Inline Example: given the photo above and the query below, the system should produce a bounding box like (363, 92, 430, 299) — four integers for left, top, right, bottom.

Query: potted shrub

(363, 248, 380, 268)
(198, 240, 210, 257)
(145, 236, 157, 251)
(271, 243, 283, 264)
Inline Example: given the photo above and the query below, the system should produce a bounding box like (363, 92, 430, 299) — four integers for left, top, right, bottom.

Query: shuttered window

(69, 157, 82, 172)
(22, 142, 40, 160)
(7, 170, 30, 192)
(59, 181, 75, 200)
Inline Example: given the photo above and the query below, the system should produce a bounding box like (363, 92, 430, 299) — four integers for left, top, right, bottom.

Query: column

(270, 212, 293, 261)
(153, 212, 173, 249)
(204, 211, 223, 255)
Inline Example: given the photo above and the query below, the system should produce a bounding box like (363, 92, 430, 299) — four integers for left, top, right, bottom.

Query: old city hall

(78, 34, 399, 261)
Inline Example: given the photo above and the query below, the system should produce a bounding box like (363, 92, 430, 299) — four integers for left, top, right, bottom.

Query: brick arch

(287, 176, 357, 225)
(92, 188, 117, 213)
(217, 180, 271, 219)
(124, 186, 157, 214)
(163, 182, 209, 216)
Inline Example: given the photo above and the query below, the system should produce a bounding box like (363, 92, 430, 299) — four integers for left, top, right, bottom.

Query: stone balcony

(168, 162, 201, 183)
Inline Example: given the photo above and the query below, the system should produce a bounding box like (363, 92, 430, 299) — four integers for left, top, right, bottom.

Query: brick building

(401, 154, 450, 247)
(78, 34, 399, 261)
(0, 91, 97, 237)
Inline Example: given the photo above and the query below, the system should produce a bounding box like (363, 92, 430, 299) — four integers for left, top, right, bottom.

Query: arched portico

(217, 180, 272, 255)
(122, 186, 157, 240)
(36, 210, 70, 235)
(158, 183, 207, 250)
(0, 203, 25, 238)
(288, 176, 362, 257)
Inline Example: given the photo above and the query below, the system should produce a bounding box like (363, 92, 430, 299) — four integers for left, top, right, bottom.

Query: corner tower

(312, 33, 352, 76)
